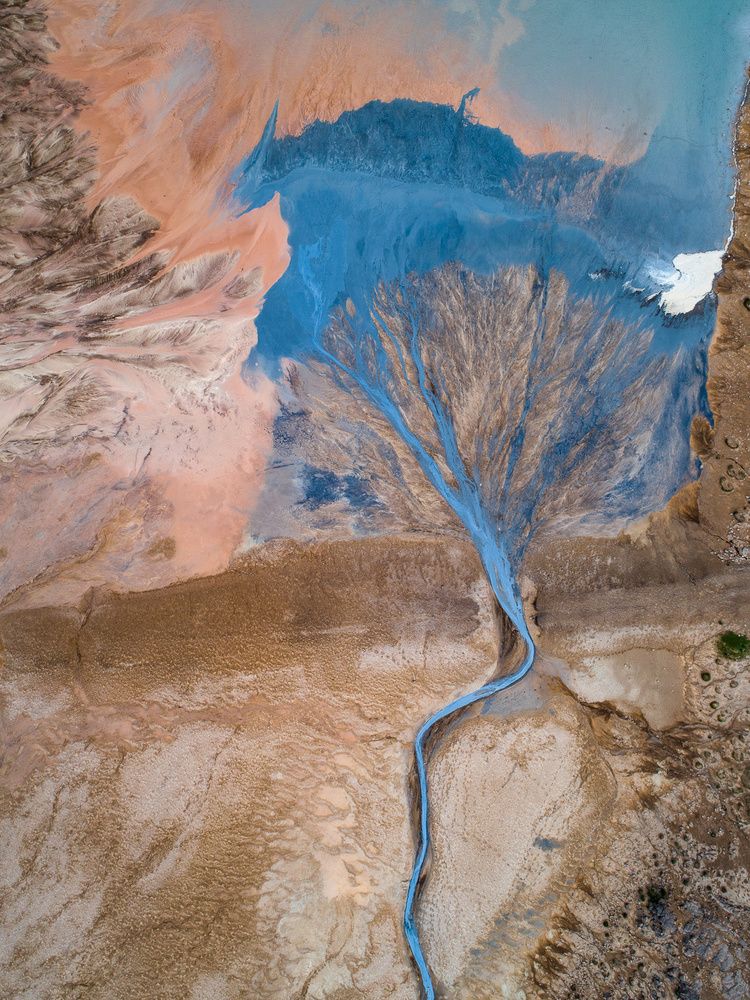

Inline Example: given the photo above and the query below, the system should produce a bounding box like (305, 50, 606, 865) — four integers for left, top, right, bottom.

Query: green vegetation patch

(716, 630, 750, 661)
(646, 884, 667, 906)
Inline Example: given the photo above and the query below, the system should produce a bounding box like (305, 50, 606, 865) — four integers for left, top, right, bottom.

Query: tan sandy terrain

(0, 536, 498, 1000)
(3, 5, 750, 999)
(403, 73, 750, 999)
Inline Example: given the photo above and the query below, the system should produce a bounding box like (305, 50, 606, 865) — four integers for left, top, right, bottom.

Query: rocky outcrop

(696, 72, 750, 562)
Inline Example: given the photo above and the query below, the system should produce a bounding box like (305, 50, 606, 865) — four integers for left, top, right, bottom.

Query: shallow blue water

(233, 9, 749, 990)
(238, 97, 725, 360)
(237, 96, 719, 532)
(498, 0, 748, 221)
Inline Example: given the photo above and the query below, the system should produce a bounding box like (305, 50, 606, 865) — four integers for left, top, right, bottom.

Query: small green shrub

(716, 631, 750, 661)
(646, 884, 667, 905)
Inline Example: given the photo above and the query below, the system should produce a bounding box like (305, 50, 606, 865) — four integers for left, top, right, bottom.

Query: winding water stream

(235, 42, 747, 986)
(315, 314, 539, 997)
(403, 574, 536, 1000)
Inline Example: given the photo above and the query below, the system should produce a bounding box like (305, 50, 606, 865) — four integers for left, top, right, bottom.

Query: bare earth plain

(3, 18, 750, 1000)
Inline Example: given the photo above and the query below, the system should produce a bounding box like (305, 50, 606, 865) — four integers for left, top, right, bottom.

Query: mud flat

(3, 515, 750, 1000)
(4, 173, 750, 1000)
(407, 71, 750, 1000)
(3, 7, 750, 992)
(0, 537, 497, 1000)
(419, 523, 750, 999)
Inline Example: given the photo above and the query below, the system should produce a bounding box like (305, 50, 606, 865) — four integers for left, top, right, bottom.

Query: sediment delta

(2, 5, 750, 999)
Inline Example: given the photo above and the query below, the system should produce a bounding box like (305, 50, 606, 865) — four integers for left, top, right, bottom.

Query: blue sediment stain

(233, 37, 745, 993)
(534, 836, 566, 851)
(296, 464, 382, 514)
(235, 95, 729, 372)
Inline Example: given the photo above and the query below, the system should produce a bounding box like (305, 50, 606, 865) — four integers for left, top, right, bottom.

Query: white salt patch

(656, 250, 723, 315)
